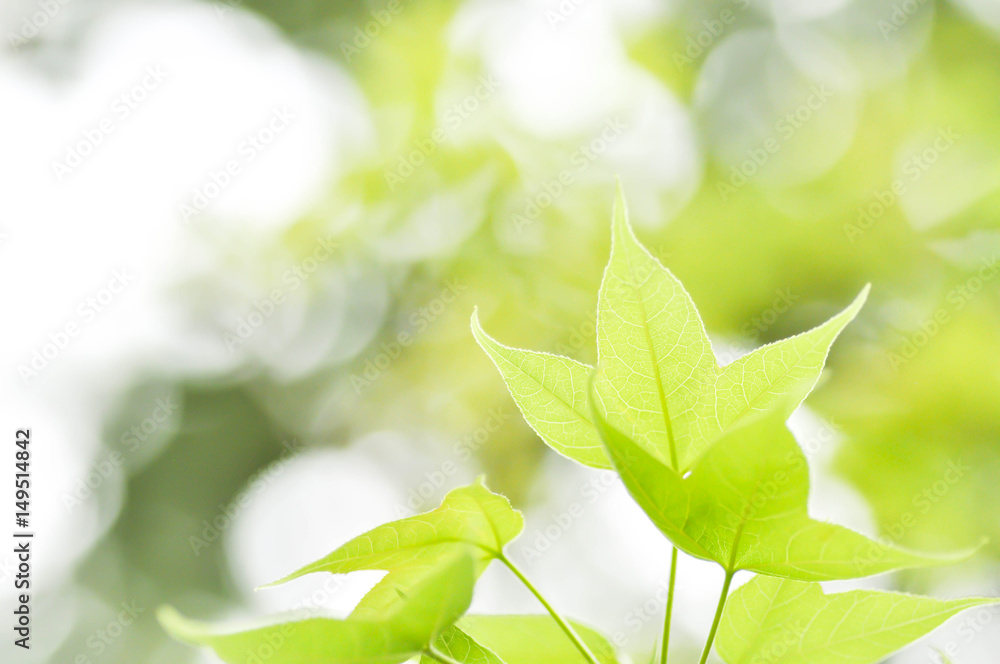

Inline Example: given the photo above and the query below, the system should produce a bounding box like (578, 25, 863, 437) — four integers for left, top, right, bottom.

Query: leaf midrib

(785, 600, 989, 660)
(719, 322, 835, 431)
(619, 236, 679, 471)
(294, 537, 502, 577)
(490, 344, 595, 431)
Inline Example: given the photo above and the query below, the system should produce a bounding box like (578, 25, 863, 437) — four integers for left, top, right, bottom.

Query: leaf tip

(933, 648, 955, 664)
(470, 307, 493, 344)
(157, 605, 195, 641)
(156, 605, 179, 625)
(855, 283, 872, 308)
(256, 570, 299, 590)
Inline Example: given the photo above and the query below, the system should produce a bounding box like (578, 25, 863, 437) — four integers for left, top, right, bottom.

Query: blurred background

(2, 0, 1000, 662)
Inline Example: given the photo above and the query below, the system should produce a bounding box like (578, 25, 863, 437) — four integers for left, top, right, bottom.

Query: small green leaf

(593, 390, 976, 580)
(716, 575, 1000, 664)
(159, 550, 477, 664)
(423, 616, 620, 664)
(686, 412, 975, 579)
(266, 478, 523, 589)
(421, 623, 506, 664)
(471, 310, 607, 469)
(263, 479, 522, 621)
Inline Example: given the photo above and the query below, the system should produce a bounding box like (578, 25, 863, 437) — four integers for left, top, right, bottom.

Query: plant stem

(424, 645, 466, 664)
(658, 547, 679, 664)
(698, 570, 735, 664)
(499, 554, 602, 664)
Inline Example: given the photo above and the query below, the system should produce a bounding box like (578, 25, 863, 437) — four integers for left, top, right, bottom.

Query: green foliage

(162, 186, 993, 664)
(263, 478, 523, 615)
(158, 549, 476, 664)
(591, 405, 975, 580)
(716, 575, 999, 664)
(421, 622, 506, 664)
(423, 616, 620, 664)
(471, 316, 604, 467)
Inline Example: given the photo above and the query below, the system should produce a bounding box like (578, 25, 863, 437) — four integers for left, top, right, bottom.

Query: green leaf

(471, 310, 607, 469)
(592, 393, 976, 580)
(423, 616, 620, 664)
(159, 549, 477, 664)
(474, 184, 867, 472)
(264, 478, 522, 619)
(266, 478, 522, 584)
(686, 412, 975, 579)
(716, 575, 1000, 664)
(421, 623, 506, 664)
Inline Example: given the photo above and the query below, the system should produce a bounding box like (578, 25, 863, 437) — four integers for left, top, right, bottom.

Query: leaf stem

(658, 547, 679, 664)
(698, 570, 734, 664)
(424, 645, 466, 664)
(499, 554, 602, 664)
